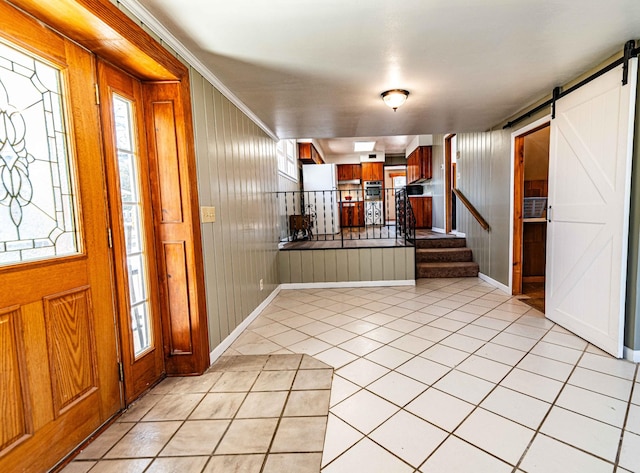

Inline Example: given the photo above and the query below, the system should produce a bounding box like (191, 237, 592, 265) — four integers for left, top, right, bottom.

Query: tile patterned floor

(63, 277, 640, 473)
(62, 354, 332, 473)
(226, 277, 639, 473)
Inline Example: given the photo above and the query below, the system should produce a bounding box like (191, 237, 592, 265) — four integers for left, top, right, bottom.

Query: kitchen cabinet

(340, 201, 364, 227)
(337, 164, 361, 181)
(407, 146, 432, 183)
(361, 162, 383, 181)
(298, 142, 324, 164)
(409, 196, 432, 228)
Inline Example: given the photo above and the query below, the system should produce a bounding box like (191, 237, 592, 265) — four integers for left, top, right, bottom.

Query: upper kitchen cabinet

(298, 142, 324, 164)
(361, 162, 383, 181)
(407, 146, 432, 183)
(337, 164, 362, 181)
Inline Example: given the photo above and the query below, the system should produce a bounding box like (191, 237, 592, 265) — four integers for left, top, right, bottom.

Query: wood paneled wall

(190, 71, 280, 350)
(454, 130, 512, 285)
(279, 248, 415, 284)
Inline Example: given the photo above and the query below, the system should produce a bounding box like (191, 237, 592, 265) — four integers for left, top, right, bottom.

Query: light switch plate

(201, 206, 216, 223)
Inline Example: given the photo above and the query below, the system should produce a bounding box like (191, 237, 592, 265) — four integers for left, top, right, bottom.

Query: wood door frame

(445, 134, 455, 233)
(509, 117, 550, 295)
(10, 0, 210, 373)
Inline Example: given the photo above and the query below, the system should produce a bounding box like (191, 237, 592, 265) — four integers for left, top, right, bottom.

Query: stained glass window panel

(0, 41, 79, 266)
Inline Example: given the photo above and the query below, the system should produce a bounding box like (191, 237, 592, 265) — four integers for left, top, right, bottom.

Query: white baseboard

(478, 272, 510, 294)
(430, 227, 446, 234)
(280, 280, 415, 290)
(453, 230, 466, 237)
(623, 346, 640, 363)
(209, 285, 282, 365)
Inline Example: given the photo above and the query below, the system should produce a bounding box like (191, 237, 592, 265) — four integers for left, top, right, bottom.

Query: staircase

(416, 237, 479, 278)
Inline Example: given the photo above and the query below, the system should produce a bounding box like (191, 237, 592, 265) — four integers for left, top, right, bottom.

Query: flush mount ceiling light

(381, 89, 409, 112)
(354, 141, 376, 152)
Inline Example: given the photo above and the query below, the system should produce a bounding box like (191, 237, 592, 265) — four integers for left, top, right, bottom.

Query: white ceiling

(130, 0, 640, 158)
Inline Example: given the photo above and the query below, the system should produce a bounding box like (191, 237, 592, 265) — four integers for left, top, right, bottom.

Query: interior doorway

(445, 134, 457, 233)
(512, 123, 550, 313)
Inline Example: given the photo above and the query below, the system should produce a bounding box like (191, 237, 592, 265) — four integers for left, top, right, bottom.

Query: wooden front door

(97, 61, 165, 404)
(546, 59, 637, 357)
(0, 5, 121, 472)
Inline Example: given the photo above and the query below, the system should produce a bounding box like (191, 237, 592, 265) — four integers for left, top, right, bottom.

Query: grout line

(613, 363, 639, 472)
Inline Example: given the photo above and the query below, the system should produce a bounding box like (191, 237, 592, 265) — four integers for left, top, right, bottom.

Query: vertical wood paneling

(279, 251, 291, 284)
(382, 248, 395, 280)
(347, 250, 360, 281)
(312, 251, 325, 282)
(43, 288, 97, 416)
(289, 251, 302, 282)
(161, 242, 193, 354)
(336, 251, 349, 281)
(324, 250, 338, 282)
(301, 252, 314, 283)
(0, 307, 30, 453)
(457, 129, 512, 286)
(371, 249, 384, 280)
(359, 248, 372, 281)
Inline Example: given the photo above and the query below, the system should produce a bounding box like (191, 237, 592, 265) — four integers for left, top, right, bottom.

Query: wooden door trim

(445, 134, 455, 234)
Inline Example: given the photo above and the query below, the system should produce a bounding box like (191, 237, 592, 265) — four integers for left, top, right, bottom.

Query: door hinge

(107, 227, 113, 248)
(118, 362, 124, 382)
(95, 83, 100, 105)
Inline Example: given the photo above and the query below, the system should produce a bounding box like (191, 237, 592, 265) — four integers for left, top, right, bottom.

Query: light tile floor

(225, 277, 639, 473)
(63, 277, 640, 473)
(62, 354, 332, 473)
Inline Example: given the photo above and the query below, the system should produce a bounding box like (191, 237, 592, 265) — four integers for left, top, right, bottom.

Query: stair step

(417, 261, 479, 278)
(417, 248, 473, 263)
(415, 237, 467, 249)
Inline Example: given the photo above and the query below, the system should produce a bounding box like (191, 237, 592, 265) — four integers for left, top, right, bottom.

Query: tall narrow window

(0, 42, 79, 265)
(112, 95, 152, 357)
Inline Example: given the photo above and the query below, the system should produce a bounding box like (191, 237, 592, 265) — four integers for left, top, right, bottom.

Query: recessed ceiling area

(127, 0, 640, 159)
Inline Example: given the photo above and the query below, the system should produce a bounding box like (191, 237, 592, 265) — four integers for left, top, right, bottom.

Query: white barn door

(546, 59, 637, 357)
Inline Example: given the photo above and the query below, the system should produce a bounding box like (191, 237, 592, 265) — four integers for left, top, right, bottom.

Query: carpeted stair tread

(415, 237, 467, 249)
(417, 261, 479, 278)
(416, 247, 473, 263)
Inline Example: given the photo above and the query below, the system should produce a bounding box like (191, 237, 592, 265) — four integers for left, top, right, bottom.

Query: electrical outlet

(259, 278, 264, 291)
(201, 206, 216, 223)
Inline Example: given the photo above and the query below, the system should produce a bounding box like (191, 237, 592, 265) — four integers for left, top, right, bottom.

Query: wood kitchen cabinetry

(361, 162, 383, 181)
(409, 196, 432, 228)
(337, 164, 362, 181)
(407, 146, 432, 183)
(298, 142, 324, 164)
(340, 201, 364, 227)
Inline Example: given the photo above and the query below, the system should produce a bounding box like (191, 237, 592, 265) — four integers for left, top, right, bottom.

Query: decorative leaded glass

(0, 41, 79, 265)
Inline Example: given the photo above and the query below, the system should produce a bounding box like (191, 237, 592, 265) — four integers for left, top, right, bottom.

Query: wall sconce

(381, 89, 409, 112)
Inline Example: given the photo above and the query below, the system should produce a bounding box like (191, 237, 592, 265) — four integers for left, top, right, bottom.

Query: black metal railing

(395, 188, 416, 242)
(276, 188, 415, 247)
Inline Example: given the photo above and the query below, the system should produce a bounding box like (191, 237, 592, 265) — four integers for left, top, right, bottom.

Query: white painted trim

(209, 285, 282, 364)
(478, 272, 510, 295)
(117, 0, 279, 141)
(508, 115, 551, 293)
(452, 231, 466, 237)
(430, 227, 446, 234)
(623, 346, 640, 363)
(281, 280, 415, 290)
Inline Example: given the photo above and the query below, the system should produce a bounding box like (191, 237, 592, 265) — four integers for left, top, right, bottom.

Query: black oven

(364, 180, 382, 200)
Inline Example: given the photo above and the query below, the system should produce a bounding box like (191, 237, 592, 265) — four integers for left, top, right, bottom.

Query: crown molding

(117, 0, 279, 141)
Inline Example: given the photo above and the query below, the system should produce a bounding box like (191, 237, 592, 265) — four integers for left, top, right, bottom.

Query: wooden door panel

(151, 101, 184, 223)
(162, 241, 193, 355)
(0, 306, 30, 453)
(44, 287, 98, 416)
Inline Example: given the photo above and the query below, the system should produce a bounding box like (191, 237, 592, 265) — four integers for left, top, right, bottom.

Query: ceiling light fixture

(381, 89, 409, 112)
(354, 141, 376, 152)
